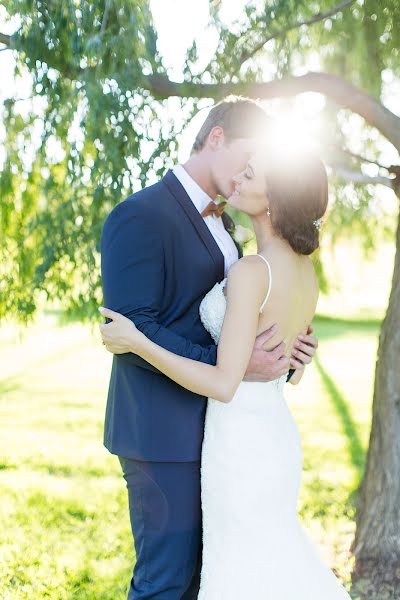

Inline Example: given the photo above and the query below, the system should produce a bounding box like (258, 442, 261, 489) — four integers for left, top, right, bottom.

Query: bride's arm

(100, 256, 267, 403)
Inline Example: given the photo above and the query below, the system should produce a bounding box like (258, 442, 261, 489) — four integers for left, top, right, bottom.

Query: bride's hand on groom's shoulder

(98, 307, 143, 354)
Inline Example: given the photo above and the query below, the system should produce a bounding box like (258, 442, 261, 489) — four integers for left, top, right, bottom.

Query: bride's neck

(251, 213, 280, 254)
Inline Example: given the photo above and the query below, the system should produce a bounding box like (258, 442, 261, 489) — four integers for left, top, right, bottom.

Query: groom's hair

(191, 96, 268, 154)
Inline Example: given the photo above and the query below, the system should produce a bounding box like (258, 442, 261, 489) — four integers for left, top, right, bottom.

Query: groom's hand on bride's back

(244, 324, 290, 382)
(290, 324, 318, 370)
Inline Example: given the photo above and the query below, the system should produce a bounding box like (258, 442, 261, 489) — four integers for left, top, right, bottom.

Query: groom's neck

(182, 154, 218, 199)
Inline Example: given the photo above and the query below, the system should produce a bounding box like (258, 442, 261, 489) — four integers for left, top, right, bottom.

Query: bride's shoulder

(225, 255, 269, 301)
(228, 254, 269, 277)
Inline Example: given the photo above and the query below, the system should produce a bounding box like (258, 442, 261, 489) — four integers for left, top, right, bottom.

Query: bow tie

(201, 200, 227, 219)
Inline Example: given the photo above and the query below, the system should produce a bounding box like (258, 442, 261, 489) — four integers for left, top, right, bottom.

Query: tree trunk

(351, 204, 400, 599)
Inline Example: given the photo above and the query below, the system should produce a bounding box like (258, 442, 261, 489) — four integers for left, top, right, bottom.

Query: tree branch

(145, 72, 400, 152)
(2, 29, 400, 153)
(100, 0, 112, 35)
(331, 164, 396, 189)
(0, 32, 12, 47)
(341, 148, 393, 171)
(327, 144, 400, 174)
(238, 0, 357, 67)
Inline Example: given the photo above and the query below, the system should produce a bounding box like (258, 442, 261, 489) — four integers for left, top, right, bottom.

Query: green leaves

(1, 0, 398, 322)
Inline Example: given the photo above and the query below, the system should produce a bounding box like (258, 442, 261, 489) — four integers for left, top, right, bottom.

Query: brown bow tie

(201, 200, 227, 218)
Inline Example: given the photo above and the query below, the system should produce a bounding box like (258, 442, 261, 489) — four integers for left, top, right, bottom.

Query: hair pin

(313, 218, 323, 230)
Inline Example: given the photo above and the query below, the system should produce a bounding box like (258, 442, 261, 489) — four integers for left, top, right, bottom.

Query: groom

(100, 96, 318, 599)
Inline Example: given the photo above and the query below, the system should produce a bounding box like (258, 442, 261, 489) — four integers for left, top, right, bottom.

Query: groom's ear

(207, 126, 225, 151)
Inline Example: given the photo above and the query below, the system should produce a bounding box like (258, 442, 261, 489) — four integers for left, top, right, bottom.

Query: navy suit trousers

(119, 457, 202, 600)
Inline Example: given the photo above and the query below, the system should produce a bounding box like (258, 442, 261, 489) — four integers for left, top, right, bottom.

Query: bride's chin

(227, 192, 242, 209)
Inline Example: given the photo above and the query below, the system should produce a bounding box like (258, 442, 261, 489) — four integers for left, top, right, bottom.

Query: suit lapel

(221, 211, 243, 259)
(163, 170, 225, 280)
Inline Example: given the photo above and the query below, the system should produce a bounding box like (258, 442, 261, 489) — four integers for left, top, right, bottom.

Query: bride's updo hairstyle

(265, 150, 329, 256)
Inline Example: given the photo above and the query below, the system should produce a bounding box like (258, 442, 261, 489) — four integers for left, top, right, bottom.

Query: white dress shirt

(172, 164, 239, 277)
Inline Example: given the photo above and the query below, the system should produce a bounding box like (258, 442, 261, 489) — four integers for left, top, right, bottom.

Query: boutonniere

(224, 215, 254, 250)
(231, 224, 254, 246)
(215, 197, 254, 251)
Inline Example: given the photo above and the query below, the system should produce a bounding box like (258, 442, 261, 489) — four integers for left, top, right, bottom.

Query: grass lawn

(0, 310, 379, 598)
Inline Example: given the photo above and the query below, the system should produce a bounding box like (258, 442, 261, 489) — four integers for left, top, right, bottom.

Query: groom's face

(211, 137, 258, 200)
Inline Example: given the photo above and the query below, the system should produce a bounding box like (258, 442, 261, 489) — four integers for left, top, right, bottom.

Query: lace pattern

(199, 277, 287, 390)
(199, 278, 227, 345)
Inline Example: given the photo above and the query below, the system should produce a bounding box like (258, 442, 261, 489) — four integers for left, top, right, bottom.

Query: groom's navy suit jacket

(100, 170, 242, 462)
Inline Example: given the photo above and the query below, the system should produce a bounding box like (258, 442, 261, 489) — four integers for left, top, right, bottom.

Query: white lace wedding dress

(197, 254, 351, 600)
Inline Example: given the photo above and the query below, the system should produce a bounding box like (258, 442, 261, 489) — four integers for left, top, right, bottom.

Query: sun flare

(263, 112, 320, 158)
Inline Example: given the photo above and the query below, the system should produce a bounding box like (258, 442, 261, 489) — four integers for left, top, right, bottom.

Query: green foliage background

(1, 0, 399, 323)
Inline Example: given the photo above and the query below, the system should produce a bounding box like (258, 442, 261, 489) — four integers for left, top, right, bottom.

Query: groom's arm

(100, 199, 217, 375)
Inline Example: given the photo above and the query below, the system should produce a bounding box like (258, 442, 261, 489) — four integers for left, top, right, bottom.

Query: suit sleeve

(286, 368, 296, 382)
(100, 200, 217, 374)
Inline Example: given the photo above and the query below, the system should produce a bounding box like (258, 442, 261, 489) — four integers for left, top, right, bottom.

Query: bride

(99, 148, 352, 599)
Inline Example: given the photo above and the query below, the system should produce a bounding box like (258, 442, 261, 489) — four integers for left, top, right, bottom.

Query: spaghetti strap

(256, 254, 272, 313)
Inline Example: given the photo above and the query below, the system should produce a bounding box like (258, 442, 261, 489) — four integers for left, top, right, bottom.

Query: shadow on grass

(314, 354, 369, 599)
(314, 314, 381, 343)
(0, 462, 17, 471)
(314, 354, 365, 479)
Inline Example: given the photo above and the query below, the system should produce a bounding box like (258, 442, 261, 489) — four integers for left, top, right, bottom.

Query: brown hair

(191, 95, 269, 153)
(266, 153, 328, 255)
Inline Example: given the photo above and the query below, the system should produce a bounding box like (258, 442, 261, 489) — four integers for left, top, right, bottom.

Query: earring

(267, 208, 271, 217)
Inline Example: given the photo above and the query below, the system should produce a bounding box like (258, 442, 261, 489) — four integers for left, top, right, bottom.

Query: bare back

(252, 247, 318, 358)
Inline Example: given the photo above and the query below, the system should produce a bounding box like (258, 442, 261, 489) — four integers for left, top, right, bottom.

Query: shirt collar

(172, 164, 213, 215)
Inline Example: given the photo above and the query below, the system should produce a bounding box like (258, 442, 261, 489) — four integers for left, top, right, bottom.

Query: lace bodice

(199, 254, 272, 345)
(199, 279, 228, 344)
